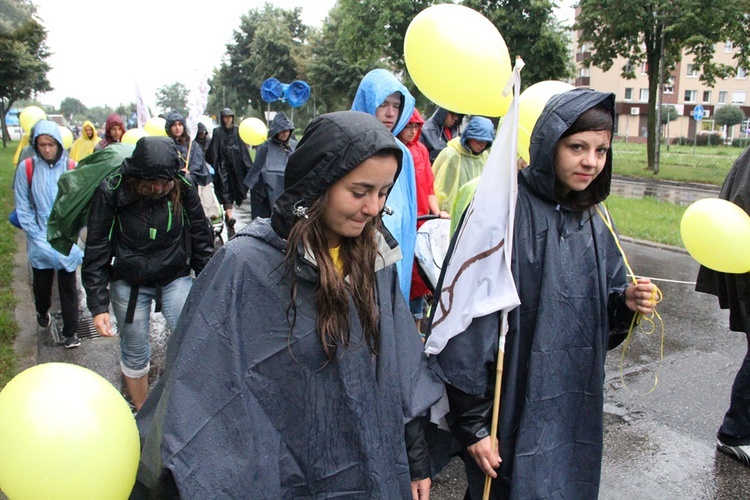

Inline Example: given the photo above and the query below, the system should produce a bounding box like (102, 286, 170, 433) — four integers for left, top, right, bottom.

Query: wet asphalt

(11, 178, 750, 498)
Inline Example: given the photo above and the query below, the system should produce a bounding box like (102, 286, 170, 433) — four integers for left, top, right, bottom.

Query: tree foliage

(59, 97, 86, 117)
(461, 0, 573, 88)
(713, 105, 745, 128)
(156, 82, 188, 115)
(210, 4, 308, 117)
(660, 104, 679, 124)
(575, 0, 750, 170)
(0, 0, 52, 147)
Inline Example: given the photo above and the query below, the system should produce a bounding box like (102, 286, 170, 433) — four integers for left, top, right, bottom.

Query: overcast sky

(32, 0, 576, 111)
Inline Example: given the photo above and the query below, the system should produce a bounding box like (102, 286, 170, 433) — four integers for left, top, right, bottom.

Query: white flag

(135, 82, 151, 129)
(187, 74, 211, 140)
(425, 64, 522, 356)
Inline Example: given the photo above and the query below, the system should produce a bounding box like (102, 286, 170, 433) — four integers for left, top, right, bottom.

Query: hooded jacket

(82, 137, 213, 317)
(206, 108, 252, 205)
(69, 120, 100, 161)
(95, 113, 124, 150)
(432, 116, 495, 213)
(420, 106, 463, 163)
(244, 111, 297, 220)
(134, 112, 443, 498)
(14, 120, 83, 271)
(164, 111, 211, 186)
(352, 68, 417, 302)
(695, 145, 750, 332)
(431, 88, 635, 499)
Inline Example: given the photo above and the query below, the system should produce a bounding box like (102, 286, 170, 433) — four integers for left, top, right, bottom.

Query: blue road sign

(693, 105, 705, 121)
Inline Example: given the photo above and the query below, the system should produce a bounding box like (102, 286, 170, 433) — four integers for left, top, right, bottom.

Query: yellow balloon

(0, 363, 140, 500)
(239, 117, 268, 146)
(58, 126, 74, 150)
(405, 4, 512, 117)
(144, 117, 168, 137)
(122, 128, 150, 145)
(680, 198, 750, 273)
(518, 81, 574, 163)
(19, 106, 46, 133)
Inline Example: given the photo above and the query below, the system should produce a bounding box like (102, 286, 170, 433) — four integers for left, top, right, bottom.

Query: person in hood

(205, 107, 253, 228)
(94, 113, 125, 151)
(352, 68, 417, 303)
(432, 116, 495, 214)
(14, 120, 83, 348)
(397, 108, 448, 331)
(194, 122, 210, 155)
(69, 120, 100, 161)
(420, 106, 464, 164)
(430, 89, 656, 499)
(82, 136, 213, 411)
(243, 111, 297, 220)
(695, 145, 750, 467)
(164, 111, 211, 187)
(132, 111, 444, 499)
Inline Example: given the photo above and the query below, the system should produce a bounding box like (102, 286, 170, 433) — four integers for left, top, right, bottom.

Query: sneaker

(37, 312, 51, 328)
(64, 334, 81, 349)
(717, 438, 750, 466)
(226, 217, 236, 228)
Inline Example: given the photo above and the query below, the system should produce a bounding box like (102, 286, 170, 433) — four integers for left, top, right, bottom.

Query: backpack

(8, 157, 75, 229)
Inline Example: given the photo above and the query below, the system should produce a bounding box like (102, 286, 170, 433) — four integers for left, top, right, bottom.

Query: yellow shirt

(329, 246, 344, 276)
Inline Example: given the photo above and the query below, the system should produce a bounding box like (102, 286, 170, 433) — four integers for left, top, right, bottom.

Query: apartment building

(573, 26, 750, 143)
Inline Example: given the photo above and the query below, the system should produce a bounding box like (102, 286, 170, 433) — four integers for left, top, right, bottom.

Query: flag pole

(483, 314, 508, 500)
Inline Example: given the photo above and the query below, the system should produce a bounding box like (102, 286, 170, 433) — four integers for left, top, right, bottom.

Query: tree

(59, 97, 87, 117)
(660, 104, 679, 149)
(156, 82, 188, 114)
(575, 0, 750, 171)
(0, 0, 52, 147)
(462, 0, 573, 88)
(714, 105, 745, 140)
(212, 4, 308, 116)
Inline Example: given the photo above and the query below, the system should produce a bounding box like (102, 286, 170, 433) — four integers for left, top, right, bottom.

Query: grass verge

(605, 195, 687, 248)
(0, 142, 20, 389)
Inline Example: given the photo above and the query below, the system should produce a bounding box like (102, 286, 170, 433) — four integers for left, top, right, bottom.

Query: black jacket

(82, 173, 213, 317)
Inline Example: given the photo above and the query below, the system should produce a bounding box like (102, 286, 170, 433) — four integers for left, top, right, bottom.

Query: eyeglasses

(404, 124, 421, 131)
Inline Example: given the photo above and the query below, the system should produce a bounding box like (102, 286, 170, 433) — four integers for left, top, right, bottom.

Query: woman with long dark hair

(133, 112, 443, 499)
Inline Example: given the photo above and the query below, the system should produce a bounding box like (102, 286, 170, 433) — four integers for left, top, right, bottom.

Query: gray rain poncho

(430, 89, 637, 499)
(134, 111, 443, 498)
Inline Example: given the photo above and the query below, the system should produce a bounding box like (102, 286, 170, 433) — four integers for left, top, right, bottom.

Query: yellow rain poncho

(69, 120, 100, 161)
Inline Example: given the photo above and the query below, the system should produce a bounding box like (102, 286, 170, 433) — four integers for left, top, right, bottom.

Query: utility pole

(654, 23, 666, 175)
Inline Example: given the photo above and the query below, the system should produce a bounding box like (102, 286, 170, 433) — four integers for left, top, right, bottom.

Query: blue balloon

(261, 78, 284, 103)
(285, 81, 311, 108)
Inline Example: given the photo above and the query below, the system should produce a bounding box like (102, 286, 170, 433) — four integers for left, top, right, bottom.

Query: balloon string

(597, 205, 666, 396)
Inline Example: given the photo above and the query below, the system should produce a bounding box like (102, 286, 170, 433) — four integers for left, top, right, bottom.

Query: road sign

(693, 105, 705, 121)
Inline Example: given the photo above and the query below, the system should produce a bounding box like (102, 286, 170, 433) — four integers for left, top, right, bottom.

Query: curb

(12, 230, 36, 375)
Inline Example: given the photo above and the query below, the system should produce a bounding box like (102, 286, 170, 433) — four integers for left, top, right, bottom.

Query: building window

(578, 67, 590, 78)
(719, 91, 728, 104)
(725, 40, 734, 52)
(640, 62, 648, 75)
(639, 88, 649, 102)
(663, 76, 675, 94)
(732, 91, 747, 104)
(743, 118, 750, 134)
(738, 67, 748, 79)
(703, 90, 711, 103)
(684, 90, 697, 103)
(624, 88, 633, 101)
(686, 64, 699, 77)
(580, 43, 588, 53)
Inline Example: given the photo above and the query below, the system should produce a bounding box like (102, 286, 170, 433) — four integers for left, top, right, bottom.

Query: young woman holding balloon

(432, 88, 656, 499)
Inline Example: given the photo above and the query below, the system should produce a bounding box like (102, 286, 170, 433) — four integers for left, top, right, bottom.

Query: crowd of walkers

(17, 66, 750, 500)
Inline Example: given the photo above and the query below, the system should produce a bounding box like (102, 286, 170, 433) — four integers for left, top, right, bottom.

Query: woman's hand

(438, 210, 450, 219)
(411, 477, 431, 500)
(625, 278, 656, 315)
(467, 436, 501, 478)
(93, 312, 114, 337)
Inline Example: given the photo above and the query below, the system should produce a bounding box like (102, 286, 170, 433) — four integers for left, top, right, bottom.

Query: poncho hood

(351, 69, 415, 136)
(521, 88, 615, 207)
(268, 111, 294, 140)
(33, 120, 63, 164)
(120, 136, 181, 180)
(404, 108, 425, 145)
(82, 120, 99, 141)
(460, 116, 495, 152)
(271, 111, 402, 239)
(164, 111, 185, 135)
